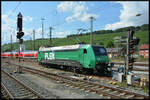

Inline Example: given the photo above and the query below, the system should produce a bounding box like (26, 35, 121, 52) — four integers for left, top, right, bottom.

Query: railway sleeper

(96, 91, 119, 99)
(109, 91, 118, 94)
(90, 86, 100, 90)
(30, 96, 40, 99)
(18, 88, 29, 92)
(67, 82, 79, 86)
(90, 89, 98, 93)
(83, 85, 95, 88)
(1, 91, 8, 98)
(134, 96, 145, 99)
(72, 83, 86, 87)
(118, 92, 126, 96)
(17, 92, 32, 96)
(103, 89, 111, 92)
(97, 87, 105, 90)
(17, 94, 36, 99)
(124, 95, 135, 99)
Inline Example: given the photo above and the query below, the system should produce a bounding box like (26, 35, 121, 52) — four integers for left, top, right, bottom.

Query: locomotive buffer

(16, 12, 24, 73)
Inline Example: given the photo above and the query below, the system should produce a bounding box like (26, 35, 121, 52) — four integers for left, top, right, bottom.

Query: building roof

(140, 44, 149, 50)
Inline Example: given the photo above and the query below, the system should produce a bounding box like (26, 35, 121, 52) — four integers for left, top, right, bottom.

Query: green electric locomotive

(38, 44, 113, 74)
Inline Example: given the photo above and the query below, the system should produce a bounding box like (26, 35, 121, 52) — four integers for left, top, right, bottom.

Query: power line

(43, 9, 57, 19)
(53, 20, 66, 27)
(12, 2, 21, 13)
(4, 2, 22, 39)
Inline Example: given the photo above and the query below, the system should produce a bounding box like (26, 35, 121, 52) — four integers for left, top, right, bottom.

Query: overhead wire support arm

(74, 28, 88, 44)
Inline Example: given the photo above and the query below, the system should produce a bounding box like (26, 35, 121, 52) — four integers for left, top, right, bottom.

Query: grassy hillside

(2, 30, 149, 52)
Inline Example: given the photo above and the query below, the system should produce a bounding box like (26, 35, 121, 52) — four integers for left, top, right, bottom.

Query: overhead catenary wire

(42, 2, 117, 35)
(49, 3, 112, 36)
(11, 2, 21, 13)
(2, 2, 22, 45)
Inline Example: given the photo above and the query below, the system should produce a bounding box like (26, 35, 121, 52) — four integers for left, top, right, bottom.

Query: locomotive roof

(39, 44, 90, 51)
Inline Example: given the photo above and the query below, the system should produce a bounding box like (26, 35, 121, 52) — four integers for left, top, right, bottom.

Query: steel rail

(113, 62, 149, 67)
(22, 66, 149, 99)
(6, 61, 149, 99)
(3, 57, 149, 66)
(1, 83, 14, 99)
(1, 70, 44, 99)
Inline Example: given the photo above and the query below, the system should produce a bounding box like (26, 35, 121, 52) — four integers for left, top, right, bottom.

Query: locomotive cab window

(83, 49, 87, 54)
(92, 46, 107, 55)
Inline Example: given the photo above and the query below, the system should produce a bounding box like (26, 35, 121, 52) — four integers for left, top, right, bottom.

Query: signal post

(17, 12, 24, 73)
(125, 30, 140, 83)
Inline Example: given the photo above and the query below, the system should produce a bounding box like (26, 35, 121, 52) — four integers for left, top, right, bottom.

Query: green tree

(141, 24, 149, 31)
(135, 26, 141, 31)
(106, 40, 114, 48)
(99, 42, 104, 45)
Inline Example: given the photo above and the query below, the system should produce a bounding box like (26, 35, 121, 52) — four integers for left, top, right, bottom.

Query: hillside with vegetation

(2, 24, 149, 52)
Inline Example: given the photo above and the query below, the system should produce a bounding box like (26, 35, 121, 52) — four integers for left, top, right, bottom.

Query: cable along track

(22, 66, 149, 99)
(1, 70, 44, 99)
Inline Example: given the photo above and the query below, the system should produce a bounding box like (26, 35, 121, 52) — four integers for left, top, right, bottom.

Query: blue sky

(1, 1, 149, 45)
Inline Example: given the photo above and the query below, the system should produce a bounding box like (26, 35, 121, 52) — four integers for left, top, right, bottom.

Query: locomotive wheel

(39, 62, 42, 65)
(63, 66, 67, 71)
(82, 68, 93, 75)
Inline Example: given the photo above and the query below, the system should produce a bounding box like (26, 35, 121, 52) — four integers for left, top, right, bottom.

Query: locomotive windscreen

(92, 46, 107, 55)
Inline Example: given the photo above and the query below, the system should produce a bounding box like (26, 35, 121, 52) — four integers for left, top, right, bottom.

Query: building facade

(107, 48, 123, 58)
(140, 44, 149, 58)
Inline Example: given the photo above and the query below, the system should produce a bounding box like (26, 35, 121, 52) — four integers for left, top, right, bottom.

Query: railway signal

(19, 39, 23, 44)
(17, 32, 24, 39)
(128, 30, 140, 71)
(17, 12, 24, 40)
(17, 12, 23, 32)
(16, 12, 24, 74)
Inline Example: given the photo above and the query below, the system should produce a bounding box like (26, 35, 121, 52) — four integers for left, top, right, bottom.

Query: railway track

(7, 62, 149, 99)
(1, 83, 13, 99)
(4, 57, 149, 66)
(113, 62, 149, 67)
(112, 67, 149, 72)
(1, 70, 44, 99)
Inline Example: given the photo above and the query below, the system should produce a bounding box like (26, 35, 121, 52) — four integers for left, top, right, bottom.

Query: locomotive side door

(83, 49, 87, 67)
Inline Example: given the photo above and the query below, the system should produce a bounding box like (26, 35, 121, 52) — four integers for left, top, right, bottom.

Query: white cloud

(2, 13, 16, 44)
(2, 14, 16, 34)
(105, 1, 149, 30)
(74, 4, 88, 13)
(54, 30, 71, 38)
(57, 1, 98, 23)
(80, 12, 98, 22)
(57, 2, 75, 12)
(23, 27, 44, 40)
(1, 11, 35, 45)
(2, 14, 16, 25)
(23, 28, 33, 36)
(23, 16, 33, 22)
